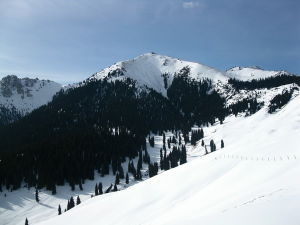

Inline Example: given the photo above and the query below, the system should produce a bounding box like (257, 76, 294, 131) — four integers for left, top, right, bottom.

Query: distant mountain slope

(0, 75, 62, 115)
(226, 66, 292, 81)
(88, 53, 228, 96)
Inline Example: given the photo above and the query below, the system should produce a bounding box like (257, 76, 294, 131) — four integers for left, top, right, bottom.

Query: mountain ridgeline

(0, 75, 62, 125)
(0, 54, 299, 193)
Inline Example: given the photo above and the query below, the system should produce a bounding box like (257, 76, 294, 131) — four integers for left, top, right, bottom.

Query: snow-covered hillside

(32, 93, 300, 225)
(88, 53, 228, 96)
(0, 75, 62, 115)
(1, 54, 299, 225)
(226, 66, 291, 81)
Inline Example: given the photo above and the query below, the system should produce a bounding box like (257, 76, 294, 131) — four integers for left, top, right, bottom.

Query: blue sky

(0, 0, 299, 84)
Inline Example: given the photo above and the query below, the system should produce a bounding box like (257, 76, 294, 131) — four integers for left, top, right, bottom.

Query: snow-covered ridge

(0, 75, 62, 114)
(226, 66, 292, 81)
(85, 53, 298, 96)
(88, 53, 229, 95)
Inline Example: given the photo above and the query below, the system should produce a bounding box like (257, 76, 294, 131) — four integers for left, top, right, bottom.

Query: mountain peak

(88, 53, 228, 95)
(0, 74, 62, 114)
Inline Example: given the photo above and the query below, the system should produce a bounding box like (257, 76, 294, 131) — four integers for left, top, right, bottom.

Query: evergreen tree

(136, 168, 142, 180)
(76, 196, 81, 205)
(95, 183, 99, 196)
(70, 182, 75, 191)
(163, 132, 166, 145)
(115, 173, 120, 185)
(58, 204, 62, 215)
(143, 148, 150, 164)
(69, 196, 75, 209)
(118, 165, 125, 179)
(67, 200, 70, 210)
(179, 133, 182, 145)
(221, 139, 224, 148)
(113, 184, 118, 192)
(171, 136, 177, 144)
(137, 150, 143, 171)
(180, 145, 187, 164)
(210, 140, 216, 152)
(105, 184, 113, 193)
(98, 182, 103, 195)
(52, 185, 56, 195)
(35, 188, 39, 202)
(79, 182, 83, 191)
(201, 139, 204, 146)
(149, 162, 159, 177)
(125, 173, 129, 184)
(160, 148, 163, 169)
(167, 138, 171, 149)
(25, 218, 29, 225)
(149, 136, 155, 147)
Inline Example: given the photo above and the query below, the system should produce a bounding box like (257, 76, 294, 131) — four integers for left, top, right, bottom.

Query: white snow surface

(0, 76, 62, 114)
(89, 53, 228, 96)
(29, 95, 300, 225)
(226, 66, 290, 81)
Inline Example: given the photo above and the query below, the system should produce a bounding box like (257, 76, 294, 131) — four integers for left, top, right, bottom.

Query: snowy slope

(33, 94, 300, 225)
(0, 131, 205, 225)
(0, 75, 62, 115)
(226, 66, 291, 81)
(88, 53, 228, 96)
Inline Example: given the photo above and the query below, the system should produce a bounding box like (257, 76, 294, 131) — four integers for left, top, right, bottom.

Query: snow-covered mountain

(1, 53, 299, 225)
(0, 75, 62, 115)
(34, 93, 300, 225)
(226, 66, 291, 81)
(88, 53, 228, 96)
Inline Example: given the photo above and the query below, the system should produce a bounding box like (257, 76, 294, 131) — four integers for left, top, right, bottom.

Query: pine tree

(35, 188, 39, 202)
(95, 183, 99, 196)
(25, 218, 29, 225)
(58, 204, 62, 215)
(105, 184, 113, 193)
(136, 168, 142, 180)
(179, 133, 182, 145)
(125, 173, 129, 184)
(113, 184, 118, 192)
(149, 136, 155, 147)
(118, 165, 125, 179)
(52, 184, 56, 195)
(76, 196, 81, 205)
(163, 132, 166, 145)
(180, 145, 187, 164)
(221, 139, 224, 148)
(98, 182, 103, 195)
(67, 200, 70, 210)
(201, 139, 204, 146)
(79, 181, 83, 191)
(69, 196, 75, 209)
(115, 173, 120, 185)
(149, 162, 159, 177)
(210, 140, 216, 152)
